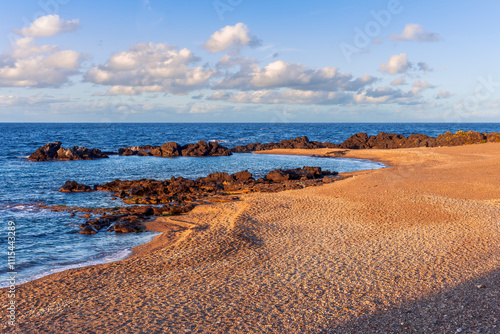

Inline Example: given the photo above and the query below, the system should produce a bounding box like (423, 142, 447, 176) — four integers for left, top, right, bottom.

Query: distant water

(0, 123, 498, 287)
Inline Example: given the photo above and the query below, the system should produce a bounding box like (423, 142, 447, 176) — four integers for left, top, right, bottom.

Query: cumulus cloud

(205, 23, 261, 53)
(379, 53, 410, 75)
(390, 24, 440, 42)
(390, 78, 406, 86)
(214, 58, 377, 92)
(436, 90, 453, 99)
(412, 80, 435, 94)
(84, 42, 216, 95)
(352, 87, 416, 105)
(15, 15, 79, 37)
(0, 16, 83, 88)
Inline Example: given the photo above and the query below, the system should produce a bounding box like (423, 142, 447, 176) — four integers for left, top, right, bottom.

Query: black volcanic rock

(118, 141, 231, 157)
(265, 166, 337, 182)
(338, 133, 369, 149)
(52, 166, 343, 234)
(29, 142, 109, 161)
(233, 170, 253, 181)
(59, 181, 94, 192)
(231, 136, 337, 153)
(160, 142, 182, 157)
(338, 131, 500, 149)
(181, 141, 232, 157)
(265, 169, 291, 182)
(230, 131, 500, 153)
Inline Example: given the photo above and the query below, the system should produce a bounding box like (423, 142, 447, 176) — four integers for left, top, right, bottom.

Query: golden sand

(3, 144, 500, 333)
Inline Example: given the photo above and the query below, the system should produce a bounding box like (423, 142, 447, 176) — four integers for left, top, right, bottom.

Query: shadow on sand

(327, 269, 499, 333)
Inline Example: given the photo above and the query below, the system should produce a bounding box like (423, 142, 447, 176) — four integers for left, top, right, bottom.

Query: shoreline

(3, 143, 500, 332)
(3, 153, 380, 288)
(135, 149, 391, 256)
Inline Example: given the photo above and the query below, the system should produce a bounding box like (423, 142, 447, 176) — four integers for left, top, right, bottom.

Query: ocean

(1, 122, 499, 287)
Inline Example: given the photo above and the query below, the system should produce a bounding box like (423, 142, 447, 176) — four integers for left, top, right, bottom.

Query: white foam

(0, 249, 133, 288)
(208, 139, 230, 143)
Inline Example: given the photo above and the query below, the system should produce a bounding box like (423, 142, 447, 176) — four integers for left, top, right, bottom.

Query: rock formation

(59, 181, 94, 192)
(49, 167, 342, 234)
(29, 142, 109, 161)
(338, 131, 500, 149)
(231, 136, 337, 153)
(118, 140, 231, 157)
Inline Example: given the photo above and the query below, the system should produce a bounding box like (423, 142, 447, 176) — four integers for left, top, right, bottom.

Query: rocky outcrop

(230, 131, 500, 153)
(118, 141, 231, 157)
(59, 181, 94, 192)
(49, 167, 343, 234)
(265, 166, 331, 182)
(30, 131, 500, 162)
(181, 141, 232, 157)
(231, 136, 337, 153)
(338, 131, 500, 149)
(159, 142, 182, 157)
(29, 142, 109, 161)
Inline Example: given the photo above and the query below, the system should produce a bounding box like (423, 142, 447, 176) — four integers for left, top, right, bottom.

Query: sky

(0, 0, 499, 122)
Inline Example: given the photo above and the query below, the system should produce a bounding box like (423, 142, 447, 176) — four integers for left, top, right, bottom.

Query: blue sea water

(0, 123, 499, 287)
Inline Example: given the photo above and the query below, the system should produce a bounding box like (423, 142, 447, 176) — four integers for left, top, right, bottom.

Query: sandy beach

(3, 143, 500, 333)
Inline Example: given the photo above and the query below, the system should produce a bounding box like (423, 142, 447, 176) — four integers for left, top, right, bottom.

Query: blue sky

(1, 0, 499, 122)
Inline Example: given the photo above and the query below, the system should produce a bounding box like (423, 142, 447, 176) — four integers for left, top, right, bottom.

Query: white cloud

(205, 23, 261, 53)
(390, 24, 440, 42)
(390, 78, 406, 86)
(84, 42, 216, 95)
(9, 37, 58, 58)
(0, 21, 83, 88)
(15, 15, 79, 38)
(0, 49, 82, 87)
(436, 90, 453, 99)
(0, 16, 83, 88)
(412, 80, 435, 94)
(214, 58, 377, 91)
(379, 53, 410, 75)
(353, 87, 415, 104)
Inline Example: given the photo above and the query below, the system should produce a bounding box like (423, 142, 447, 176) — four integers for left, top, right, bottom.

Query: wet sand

(2, 144, 500, 333)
